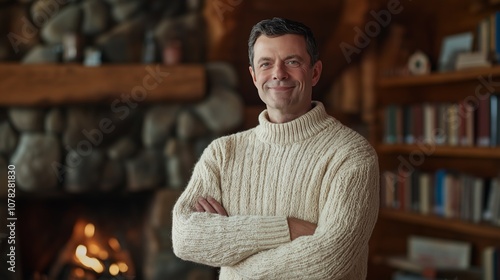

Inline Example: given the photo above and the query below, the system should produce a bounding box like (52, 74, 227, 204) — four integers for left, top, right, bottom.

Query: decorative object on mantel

(407, 50, 431, 76)
(62, 32, 83, 63)
(162, 39, 183, 65)
(83, 47, 102, 66)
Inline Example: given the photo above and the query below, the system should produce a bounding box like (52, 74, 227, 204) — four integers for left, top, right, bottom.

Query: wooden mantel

(0, 63, 206, 106)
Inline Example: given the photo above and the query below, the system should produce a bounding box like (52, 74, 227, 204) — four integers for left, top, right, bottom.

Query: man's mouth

(268, 86, 295, 91)
(265, 81, 296, 91)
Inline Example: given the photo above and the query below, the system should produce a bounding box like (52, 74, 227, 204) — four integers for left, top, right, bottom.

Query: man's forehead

(253, 34, 307, 55)
(254, 34, 306, 45)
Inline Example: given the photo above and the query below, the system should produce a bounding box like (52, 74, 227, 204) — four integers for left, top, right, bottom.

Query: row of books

(381, 169, 500, 226)
(476, 11, 500, 62)
(389, 236, 497, 280)
(384, 95, 500, 147)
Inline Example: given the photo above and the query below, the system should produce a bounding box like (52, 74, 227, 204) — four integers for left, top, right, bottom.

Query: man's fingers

(194, 202, 204, 212)
(198, 198, 217, 214)
(207, 197, 228, 216)
(194, 197, 229, 216)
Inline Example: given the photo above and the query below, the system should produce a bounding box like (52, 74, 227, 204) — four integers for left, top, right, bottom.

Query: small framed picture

(438, 32, 474, 72)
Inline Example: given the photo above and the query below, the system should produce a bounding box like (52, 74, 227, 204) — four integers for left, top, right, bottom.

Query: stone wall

(1, 0, 206, 64)
(1, 62, 242, 195)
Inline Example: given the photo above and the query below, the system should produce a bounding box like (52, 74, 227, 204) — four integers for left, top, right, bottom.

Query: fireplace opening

(17, 191, 154, 280)
(49, 219, 135, 280)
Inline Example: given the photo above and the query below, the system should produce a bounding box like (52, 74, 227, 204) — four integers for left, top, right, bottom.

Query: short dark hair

(248, 17, 319, 68)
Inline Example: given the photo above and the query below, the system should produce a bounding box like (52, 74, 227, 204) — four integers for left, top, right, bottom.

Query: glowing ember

(109, 263, 120, 276)
(109, 237, 121, 251)
(74, 268, 85, 278)
(88, 243, 100, 255)
(118, 262, 128, 273)
(84, 223, 95, 238)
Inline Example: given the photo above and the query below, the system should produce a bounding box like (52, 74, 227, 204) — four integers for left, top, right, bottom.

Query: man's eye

(260, 63, 270, 68)
(287, 60, 299, 66)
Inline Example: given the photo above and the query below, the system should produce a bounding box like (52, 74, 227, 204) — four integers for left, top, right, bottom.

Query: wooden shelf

(379, 209, 500, 240)
(376, 144, 500, 159)
(0, 63, 206, 106)
(378, 66, 500, 88)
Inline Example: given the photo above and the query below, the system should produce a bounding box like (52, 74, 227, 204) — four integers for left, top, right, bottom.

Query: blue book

(385, 105, 397, 144)
(434, 169, 447, 216)
(495, 11, 500, 61)
(490, 94, 500, 146)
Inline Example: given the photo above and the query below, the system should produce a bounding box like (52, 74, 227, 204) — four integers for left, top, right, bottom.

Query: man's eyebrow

(257, 57, 272, 64)
(284, 55, 304, 61)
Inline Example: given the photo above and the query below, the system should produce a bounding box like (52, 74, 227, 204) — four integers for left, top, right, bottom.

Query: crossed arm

(195, 197, 317, 241)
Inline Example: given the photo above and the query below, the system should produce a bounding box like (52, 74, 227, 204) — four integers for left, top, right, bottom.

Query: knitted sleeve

(230, 154, 380, 279)
(171, 141, 291, 267)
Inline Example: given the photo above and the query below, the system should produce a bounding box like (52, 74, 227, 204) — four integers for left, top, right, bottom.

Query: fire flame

(66, 221, 134, 278)
(75, 245, 104, 273)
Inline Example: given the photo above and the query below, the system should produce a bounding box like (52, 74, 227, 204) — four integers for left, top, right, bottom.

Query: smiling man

(172, 17, 379, 279)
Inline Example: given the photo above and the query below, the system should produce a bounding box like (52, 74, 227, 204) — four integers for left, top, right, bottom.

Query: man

(172, 17, 379, 279)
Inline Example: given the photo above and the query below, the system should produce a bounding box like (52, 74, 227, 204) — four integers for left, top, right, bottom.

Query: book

(434, 169, 447, 216)
(419, 173, 432, 215)
(477, 96, 491, 146)
(447, 104, 460, 146)
(385, 105, 397, 144)
(436, 103, 448, 145)
(484, 178, 500, 225)
(455, 51, 492, 70)
(408, 235, 471, 269)
(472, 177, 485, 223)
(388, 256, 482, 280)
(404, 105, 415, 144)
(459, 101, 475, 146)
(482, 247, 499, 280)
(382, 171, 397, 209)
(491, 94, 500, 146)
(413, 104, 424, 144)
(423, 103, 436, 144)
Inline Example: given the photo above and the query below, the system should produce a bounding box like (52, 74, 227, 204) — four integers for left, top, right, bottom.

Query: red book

(477, 97, 491, 146)
(413, 104, 424, 143)
(459, 101, 475, 146)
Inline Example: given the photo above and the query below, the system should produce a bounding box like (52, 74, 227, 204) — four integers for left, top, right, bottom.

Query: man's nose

(272, 63, 288, 80)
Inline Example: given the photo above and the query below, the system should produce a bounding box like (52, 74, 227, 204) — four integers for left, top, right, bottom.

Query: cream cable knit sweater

(172, 101, 379, 280)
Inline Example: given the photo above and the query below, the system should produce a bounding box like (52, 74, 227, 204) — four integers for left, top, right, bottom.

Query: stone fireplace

(0, 60, 243, 280)
(0, 1, 244, 279)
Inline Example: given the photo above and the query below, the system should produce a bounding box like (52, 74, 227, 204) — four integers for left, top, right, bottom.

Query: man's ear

(311, 60, 322, 86)
(249, 65, 257, 84)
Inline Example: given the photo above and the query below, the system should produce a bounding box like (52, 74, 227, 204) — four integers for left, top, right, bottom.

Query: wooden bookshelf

(378, 65, 500, 88)
(377, 144, 500, 159)
(369, 52, 500, 280)
(0, 63, 206, 106)
(379, 209, 500, 240)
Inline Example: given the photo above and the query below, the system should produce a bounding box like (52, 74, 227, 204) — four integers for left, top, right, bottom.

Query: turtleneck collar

(255, 101, 334, 145)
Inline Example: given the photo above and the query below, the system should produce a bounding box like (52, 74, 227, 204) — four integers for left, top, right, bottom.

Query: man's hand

(287, 217, 317, 241)
(194, 196, 228, 216)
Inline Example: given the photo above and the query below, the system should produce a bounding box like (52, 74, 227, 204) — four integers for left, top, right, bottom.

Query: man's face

(249, 34, 322, 118)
